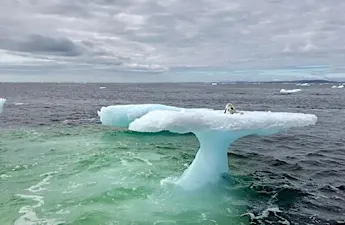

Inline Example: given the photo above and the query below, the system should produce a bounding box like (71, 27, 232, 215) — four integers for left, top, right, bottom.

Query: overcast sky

(0, 0, 344, 82)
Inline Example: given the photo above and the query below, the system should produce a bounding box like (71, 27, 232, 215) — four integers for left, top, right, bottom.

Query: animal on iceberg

(224, 103, 243, 114)
(98, 104, 317, 190)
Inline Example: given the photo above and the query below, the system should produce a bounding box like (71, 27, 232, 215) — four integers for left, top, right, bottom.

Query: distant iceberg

(211, 82, 218, 86)
(297, 83, 310, 87)
(98, 104, 317, 190)
(331, 84, 344, 89)
(280, 89, 302, 94)
(0, 98, 6, 114)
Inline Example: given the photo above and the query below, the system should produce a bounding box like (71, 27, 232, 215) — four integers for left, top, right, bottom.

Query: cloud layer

(0, 0, 344, 81)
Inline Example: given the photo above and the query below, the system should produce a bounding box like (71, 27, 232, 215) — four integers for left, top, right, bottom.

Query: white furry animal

(224, 103, 237, 114)
(224, 103, 243, 115)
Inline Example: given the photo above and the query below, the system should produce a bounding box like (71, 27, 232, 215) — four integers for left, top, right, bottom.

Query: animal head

(225, 103, 235, 111)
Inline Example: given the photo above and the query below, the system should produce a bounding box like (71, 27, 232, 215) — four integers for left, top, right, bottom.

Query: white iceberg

(98, 104, 317, 190)
(280, 89, 302, 94)
(332, 84, 344, 88)
(0, 98, 6, 114)
(297, 83, 310, 87)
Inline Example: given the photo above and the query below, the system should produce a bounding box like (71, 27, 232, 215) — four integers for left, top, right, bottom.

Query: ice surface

(98, 104, 182, 127)
(129, 109, 316, 133)
(280, 89, 302, 94)
(0, 98, 6, 114)
(98, 104, 317, 190)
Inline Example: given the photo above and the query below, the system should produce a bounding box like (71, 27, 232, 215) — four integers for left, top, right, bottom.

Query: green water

(0, 125, 251, 225)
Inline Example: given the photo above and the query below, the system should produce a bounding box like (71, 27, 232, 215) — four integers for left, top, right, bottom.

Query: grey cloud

(8, 35, 83, 56)
(0, 0, 345, 81)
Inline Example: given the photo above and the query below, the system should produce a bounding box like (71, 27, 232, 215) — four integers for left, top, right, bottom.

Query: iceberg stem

(176, 131, 247, 190)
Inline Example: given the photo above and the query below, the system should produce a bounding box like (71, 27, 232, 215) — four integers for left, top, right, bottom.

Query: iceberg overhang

(98, 104, 317, 190)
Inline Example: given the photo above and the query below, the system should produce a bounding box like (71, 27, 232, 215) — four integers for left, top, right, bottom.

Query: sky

(0, 0, 345, 82)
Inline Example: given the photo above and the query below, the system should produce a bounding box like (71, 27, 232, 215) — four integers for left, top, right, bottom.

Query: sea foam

(0, 98, 6, 114)
(98, 104, 317, 190)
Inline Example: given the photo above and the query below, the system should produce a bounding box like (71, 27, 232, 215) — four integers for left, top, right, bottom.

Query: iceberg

(279, 89, 302, 94)
(0, 98, 6, 114)
(297, 83, 310, 87)
(331, 84, 344, 89)
(98, 104, 317, 190)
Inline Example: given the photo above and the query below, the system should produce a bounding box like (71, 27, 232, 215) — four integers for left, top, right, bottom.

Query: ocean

(0, 82, 344, 225)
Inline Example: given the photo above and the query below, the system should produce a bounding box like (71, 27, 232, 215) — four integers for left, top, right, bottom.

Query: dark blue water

(1, 83, 345, 224)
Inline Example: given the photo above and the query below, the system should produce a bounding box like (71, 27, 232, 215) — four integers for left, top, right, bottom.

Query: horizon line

(0, 79, 343, 84)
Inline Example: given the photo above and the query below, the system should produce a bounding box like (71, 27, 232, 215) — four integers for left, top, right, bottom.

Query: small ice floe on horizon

(280, 89, 302, 94)
(99, 87, 106, 89)
(211, 82, 218, 86)
(14, 103, 25, 106)
(0, 98, 6, 114)
(297, 83, 310, 87)
(332, 84, 344, 89)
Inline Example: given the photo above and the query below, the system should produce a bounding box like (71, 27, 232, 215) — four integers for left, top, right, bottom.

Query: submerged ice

(98, 104, 317, 190)
(0, 98, 6, 114)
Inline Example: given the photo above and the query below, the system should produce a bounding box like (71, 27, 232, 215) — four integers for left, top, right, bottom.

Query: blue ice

(98, 104, 317, 190)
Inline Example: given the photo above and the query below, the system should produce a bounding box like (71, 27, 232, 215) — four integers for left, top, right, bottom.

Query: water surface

(1, 83, 344, 224)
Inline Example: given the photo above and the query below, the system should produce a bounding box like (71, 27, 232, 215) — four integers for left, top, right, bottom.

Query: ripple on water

(14, 171, 63, 225)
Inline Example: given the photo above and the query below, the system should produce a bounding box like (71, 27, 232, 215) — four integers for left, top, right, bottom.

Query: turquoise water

(2, 82, 344, 224)
(0, 125, 252, 225)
